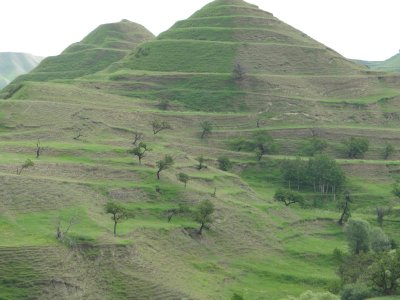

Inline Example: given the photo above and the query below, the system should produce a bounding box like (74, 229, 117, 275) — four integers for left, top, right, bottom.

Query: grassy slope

(1, 79, 400, 299)
(10, 20, 154, 84)
(0, 0, 400, 299)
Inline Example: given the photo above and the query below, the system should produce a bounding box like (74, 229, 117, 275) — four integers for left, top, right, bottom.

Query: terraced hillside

(94, 0, 400, 113)
(12, 20, 154, 83)
(0, 52, 43, 89)
(1, 0, 400, 299)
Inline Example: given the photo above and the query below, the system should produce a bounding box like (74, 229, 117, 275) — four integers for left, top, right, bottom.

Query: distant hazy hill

(353, 52, 400, 72)
(0, 52, 43, 89)
(15, 19, 154, 82)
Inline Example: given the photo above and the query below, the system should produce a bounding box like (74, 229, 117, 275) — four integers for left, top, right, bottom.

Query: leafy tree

(200, 121, 213, 139)
(308, 154, 345, 198)
(370, 227, 391, 252)
(338, 192, 352, 226)
(196, 155, 206, 170)
(274, 188, 304, 206)
(230, 137, 249, 152)
(177, 172, 190, 188)
(376, 207, 390, 227)
(166, 203, 190, 223)
(17, 159, 34, 175)
(152, 120, 172, 135)
(366, 250, 400, 295)
(345, 219, 370, 255)
(156, 155, 174, 180)
(104, 201, 133, 237)
(340, 283, 372, 300)
(301, 137, 328, 156)
(343, 137, 369, 159)
(129, 142, 150, 164)
(383, 143, 395, 160)
(281, 158, 308, 190)
(338, 252, 374, 285)
(218, 156, 232, 171)
(392, 183, 400, 198)
(194, 199, 214, 235)
(252, 132, 277, 161)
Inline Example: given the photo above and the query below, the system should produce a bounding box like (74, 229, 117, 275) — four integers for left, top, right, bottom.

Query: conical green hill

(17, 20, 154, 82)
(103, 0, 375, 112)
(120, 0, 360, 75)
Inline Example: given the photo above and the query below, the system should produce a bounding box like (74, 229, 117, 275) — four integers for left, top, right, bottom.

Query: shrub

(218, 156, 232, 171)
(342, 137, 369, 159)
(370, 227, 391, 252)
(340, 283, 372, 300)
(345, 219, 370, 255)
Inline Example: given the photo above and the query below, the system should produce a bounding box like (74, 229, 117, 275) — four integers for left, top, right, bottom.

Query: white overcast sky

(1, 0, 399, 61)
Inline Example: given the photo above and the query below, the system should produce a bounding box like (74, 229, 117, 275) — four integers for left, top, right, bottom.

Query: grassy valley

(1, 0, 400, 299)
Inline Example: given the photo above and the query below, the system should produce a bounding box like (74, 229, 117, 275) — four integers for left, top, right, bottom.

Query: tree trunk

(338, 201, 348, 226)
(198, 222, 204, 235)
(157, 170, 160, 180)
(113, 221, 117, 237)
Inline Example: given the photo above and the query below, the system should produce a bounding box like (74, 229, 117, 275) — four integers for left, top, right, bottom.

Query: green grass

(1, 0, 400, 299)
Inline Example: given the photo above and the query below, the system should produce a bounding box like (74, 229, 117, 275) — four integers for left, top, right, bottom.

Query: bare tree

(36, 139, 43, 158)
(132, 131, 143, 145)
(211, 187, 217, 197)
(56, 216, 77, 240)
(200, 121, 213, 139)
(232, 63, 245, 81)
(338, 192, 352, 226)
(152, 120, 172, 135)
(73, 128, 83, 140)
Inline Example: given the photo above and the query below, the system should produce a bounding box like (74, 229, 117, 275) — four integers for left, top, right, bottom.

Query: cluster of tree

(336, 218, 399, 299)
(105, 199, 215, 236)
(281, 154, 345, 198)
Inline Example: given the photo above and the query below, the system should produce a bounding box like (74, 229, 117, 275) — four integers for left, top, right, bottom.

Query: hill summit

(16, 20, 154, 82)
(104, 0, 374, 112)
(121, 0, 360, 75)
